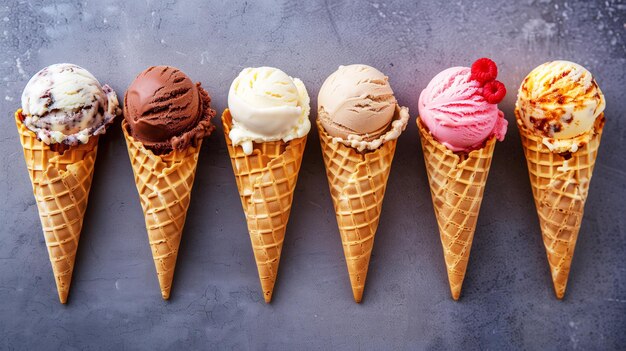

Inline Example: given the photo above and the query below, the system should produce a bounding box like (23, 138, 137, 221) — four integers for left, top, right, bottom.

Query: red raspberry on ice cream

(483, 80, 506, 104)
(471, 58, 498, 84)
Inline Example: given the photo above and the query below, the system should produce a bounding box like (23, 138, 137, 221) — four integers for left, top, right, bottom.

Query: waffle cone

(222, 110, 306, 303)
(122, 120, 201, 300)
(517, 112, 604, 299)
(15, 110, 97, 303)
(417, 119, 496, 300)
(317, 119, 397, 303)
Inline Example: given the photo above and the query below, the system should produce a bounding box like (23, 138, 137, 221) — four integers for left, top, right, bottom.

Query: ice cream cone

(517, 113, 605, 299)
(222, 110, 306, 303)
(317, 119, 397, 303)
(417, 118, 496, 300)
(122, 120, 201, 300)
(15, 110, 98, 304)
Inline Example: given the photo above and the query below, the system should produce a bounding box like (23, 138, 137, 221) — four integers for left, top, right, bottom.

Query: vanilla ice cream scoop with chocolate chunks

(20, 63, 121, 147)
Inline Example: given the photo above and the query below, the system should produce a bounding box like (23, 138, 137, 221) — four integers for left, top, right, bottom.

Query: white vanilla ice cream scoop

(21, 63, 120, 146)
(227, 66, 310, 155)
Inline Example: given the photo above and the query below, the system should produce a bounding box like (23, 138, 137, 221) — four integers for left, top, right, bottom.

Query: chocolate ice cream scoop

(124, 66, 215, 154)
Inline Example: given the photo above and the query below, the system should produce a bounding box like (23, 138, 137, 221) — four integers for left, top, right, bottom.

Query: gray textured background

(0, 0, 625, 350)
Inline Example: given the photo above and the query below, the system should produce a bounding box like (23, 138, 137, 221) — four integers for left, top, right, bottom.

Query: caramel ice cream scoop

(318, 64, 397, 140)
(317, 64, 409, 151)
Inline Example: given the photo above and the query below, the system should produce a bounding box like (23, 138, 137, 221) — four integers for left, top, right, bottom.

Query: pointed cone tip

(550, 268, 568, 300)
(352, 288, 363, 303)
(450, 286, 461, 301)
(58, 292, 68, 304)
(56, 279, 70, 304)
(554, 286, 566, 300)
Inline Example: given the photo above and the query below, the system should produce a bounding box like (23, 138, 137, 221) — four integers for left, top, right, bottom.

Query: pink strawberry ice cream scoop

(418, 58, 508, 153)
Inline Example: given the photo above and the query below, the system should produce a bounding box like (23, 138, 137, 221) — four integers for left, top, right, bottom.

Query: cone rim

(416, 117, 497, 161)
(221, 109, 307, 154)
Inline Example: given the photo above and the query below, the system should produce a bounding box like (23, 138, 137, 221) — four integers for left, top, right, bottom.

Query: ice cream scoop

(418, 60, 507, 153)
(20, 63, 120, 146)
(227, 66, 310, 155)
(124, 65, 215, 154)
(515, 60, 605, 153)
(318, 64, 409, 151)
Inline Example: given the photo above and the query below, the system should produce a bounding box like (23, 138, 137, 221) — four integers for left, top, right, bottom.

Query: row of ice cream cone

(14, 59, 605, 304)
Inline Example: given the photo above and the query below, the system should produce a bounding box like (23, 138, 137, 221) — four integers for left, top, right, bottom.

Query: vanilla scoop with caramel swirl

(515, 61, 605, 153)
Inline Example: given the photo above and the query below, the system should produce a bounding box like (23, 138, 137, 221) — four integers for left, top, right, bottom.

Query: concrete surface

(0, 0, 625, 350)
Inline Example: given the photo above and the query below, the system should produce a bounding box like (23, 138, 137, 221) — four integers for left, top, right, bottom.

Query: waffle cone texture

(122, 120, 204, 300)
(222, 110, 306, 303)
(15, 110, 97, 303)
(516, 112, 604, 299)
(417, 118, 496, 300)
(317, 119, 397, 303)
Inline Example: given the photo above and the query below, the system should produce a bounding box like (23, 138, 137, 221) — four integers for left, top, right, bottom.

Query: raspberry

(483, 80, 506, 104)
(471, 58, 498, 84)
